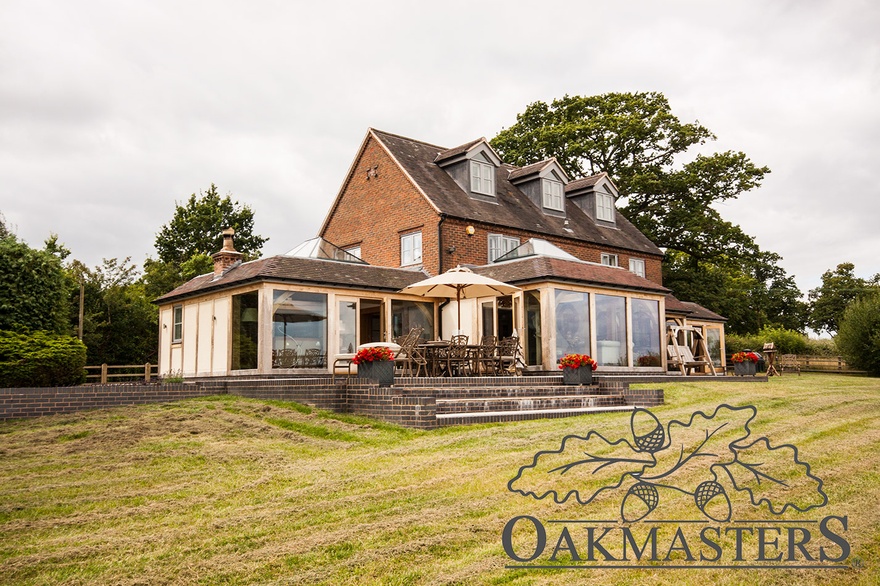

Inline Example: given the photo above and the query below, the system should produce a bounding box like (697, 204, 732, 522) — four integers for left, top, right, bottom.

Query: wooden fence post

(101, 363, 108, 384)
(145, 363, 151, 382)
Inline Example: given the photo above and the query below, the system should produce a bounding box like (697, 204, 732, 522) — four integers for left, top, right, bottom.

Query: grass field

(1, 373, 879, 585)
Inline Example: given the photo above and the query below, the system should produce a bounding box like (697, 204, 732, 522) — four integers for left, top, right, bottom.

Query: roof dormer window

(543, 179, 564, 211)
(596, 191, 615, 222)
(470, 158, 495, 196)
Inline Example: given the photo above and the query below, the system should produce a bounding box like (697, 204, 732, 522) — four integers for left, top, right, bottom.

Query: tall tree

(0, 232, 71, 334)
(143, 184, 267, 298)
(69, 258, 158, 366)
(154, 184, 267, 264)
(491, 92, 803, 333)
(807, 263, 879, 335)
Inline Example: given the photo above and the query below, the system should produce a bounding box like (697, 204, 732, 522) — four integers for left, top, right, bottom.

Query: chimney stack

(211, 228, 243, 278)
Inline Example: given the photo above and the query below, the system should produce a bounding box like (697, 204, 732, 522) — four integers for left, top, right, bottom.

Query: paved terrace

(2, 372, 765, 428)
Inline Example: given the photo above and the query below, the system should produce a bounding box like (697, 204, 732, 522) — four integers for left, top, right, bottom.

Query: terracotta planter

(733, 361, 756, 376)
(562, 366, 593, 385)
(357, 360, 394, 386)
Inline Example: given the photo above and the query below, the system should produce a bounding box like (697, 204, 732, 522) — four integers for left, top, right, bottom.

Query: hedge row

(0, 330, 87, 388)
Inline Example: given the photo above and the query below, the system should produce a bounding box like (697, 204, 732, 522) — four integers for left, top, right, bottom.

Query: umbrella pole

(456, 288, 461, 335)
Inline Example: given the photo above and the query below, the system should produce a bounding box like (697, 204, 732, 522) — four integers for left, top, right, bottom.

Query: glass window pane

(706, 327, 722, 367)
(632, 298, 661, 367)
(272, 290, 327, 369)
(391, 300, 434, 341)
(595, 294, 627, 366)
(525, 291, 542, 366)
(232, 292, 259, 370)
(338, 300, 357, 355)
(172, 305, 183, 342)
(412, 232, 422, 263)
(554, 289, 590, 359)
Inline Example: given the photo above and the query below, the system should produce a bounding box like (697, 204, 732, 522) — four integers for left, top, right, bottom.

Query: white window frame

(601, 253, 619, 267)
(542, 179, 564, 211)
(345, 246, 362, 259)
(488, 234, 520, 262)
(400, 231, 422, 266)
(172, 305, 183, 343)
(629, 258, 646, 278)
(470, 160, 495, 196)
(596, 192, 615, 222)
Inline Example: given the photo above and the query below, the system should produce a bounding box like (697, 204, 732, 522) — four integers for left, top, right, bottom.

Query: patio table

(417, 341, 450, 376)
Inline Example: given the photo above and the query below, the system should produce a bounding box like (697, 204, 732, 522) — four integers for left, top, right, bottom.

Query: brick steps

(420, 377, 634, 426)
(436, 394, 625, 414)
(436, 405, 635, 425)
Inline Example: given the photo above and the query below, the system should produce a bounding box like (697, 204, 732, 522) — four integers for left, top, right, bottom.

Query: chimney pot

(212, 228, 243, 278)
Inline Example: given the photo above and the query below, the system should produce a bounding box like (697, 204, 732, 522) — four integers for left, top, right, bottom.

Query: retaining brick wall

(1, 376, 661, 428)
(0, 384, 216, 421)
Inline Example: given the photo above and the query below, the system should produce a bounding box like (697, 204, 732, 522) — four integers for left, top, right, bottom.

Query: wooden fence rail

(727, 354, 862, 374)
(84, 363, 159, 384)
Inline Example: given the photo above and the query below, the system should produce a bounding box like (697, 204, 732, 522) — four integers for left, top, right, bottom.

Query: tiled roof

(154, 256, 429, 304)
(680, 301, 727, 322)
(473, 256, 669, 294)
(372, 129, 663, 257)
(507, 159, 555, 182)
(664, 294, 694, 314)
(433, 138, 485, 164)
(565, 172, 608, 192)
(664, 295, 727, 321)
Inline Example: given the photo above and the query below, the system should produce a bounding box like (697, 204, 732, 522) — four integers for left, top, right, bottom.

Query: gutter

(437, 212, 446, 275)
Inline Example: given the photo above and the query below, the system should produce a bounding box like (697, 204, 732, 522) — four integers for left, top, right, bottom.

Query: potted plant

(558, 354, 598, 385)
(731, 351, 760, 376)
(354, 346, 395, 386)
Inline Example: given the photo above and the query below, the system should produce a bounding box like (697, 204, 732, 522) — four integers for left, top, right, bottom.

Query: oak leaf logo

(508, 404, 827, 521)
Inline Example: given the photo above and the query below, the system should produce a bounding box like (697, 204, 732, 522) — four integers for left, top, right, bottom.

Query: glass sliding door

(632, 298, 661, 367)
(338, 299, 357, 355)
(595, 294, 628, 367)
(481, 301, 495, 338)
(232, 291, 259, 370)
(554, 289, 590, 360)
(272, 290, 327, 369)
(524, 291, 542, 366)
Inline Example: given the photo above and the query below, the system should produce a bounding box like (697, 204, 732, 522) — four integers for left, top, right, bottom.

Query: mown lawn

(1, 374, 879, 585)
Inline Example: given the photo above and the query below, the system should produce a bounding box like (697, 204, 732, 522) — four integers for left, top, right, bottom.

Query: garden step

(396, 385, 604, 400)
(436, 394, 625, 414)
(436, 404, 636, 426)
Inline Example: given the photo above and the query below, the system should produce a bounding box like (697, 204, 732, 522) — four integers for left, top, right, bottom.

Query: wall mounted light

(465, 225, 475, 236)
(446, 245, 456, 254)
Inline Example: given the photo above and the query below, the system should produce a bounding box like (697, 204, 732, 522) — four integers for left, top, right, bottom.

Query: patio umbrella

(399, 266, 521, 333)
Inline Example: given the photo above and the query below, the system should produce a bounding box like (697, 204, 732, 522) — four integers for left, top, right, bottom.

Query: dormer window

(470, 159, 495, 196)
(435, 138, 502, 199)
(596, 192, 615, 222)
(543, 179, 564, 211)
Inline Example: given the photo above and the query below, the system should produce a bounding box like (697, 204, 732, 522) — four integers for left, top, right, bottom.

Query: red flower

(353, 346, 394, 365)
(731, 351, 759, 364)
(558, 354, 598, 371)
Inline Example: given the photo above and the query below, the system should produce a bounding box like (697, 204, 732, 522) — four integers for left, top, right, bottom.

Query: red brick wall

(440, 219, 664, 285)
(321, 134, 441, 274)
(321, 133, 663, 284)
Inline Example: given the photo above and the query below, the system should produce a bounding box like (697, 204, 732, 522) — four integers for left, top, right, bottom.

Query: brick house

(154, 129, 725, 377)
(321, 129, 663, 283)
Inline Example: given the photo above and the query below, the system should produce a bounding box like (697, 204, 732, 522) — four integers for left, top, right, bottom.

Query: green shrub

(0, 330, 87, 388)
(726, 327, 813, 356)
(756, 326, 810, 355)
(805, 337, 837, 356)
(724, 333, 762, 354)
(836, 294, 880, 376)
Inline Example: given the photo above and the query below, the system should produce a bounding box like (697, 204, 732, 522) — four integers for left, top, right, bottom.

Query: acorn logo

(508, 404, 828, 522)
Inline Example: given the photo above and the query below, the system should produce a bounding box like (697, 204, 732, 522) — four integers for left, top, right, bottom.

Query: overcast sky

(2, 0, 878, 294)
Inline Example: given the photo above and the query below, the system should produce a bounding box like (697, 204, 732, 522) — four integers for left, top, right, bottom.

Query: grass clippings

(1, 375, 879, 585)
